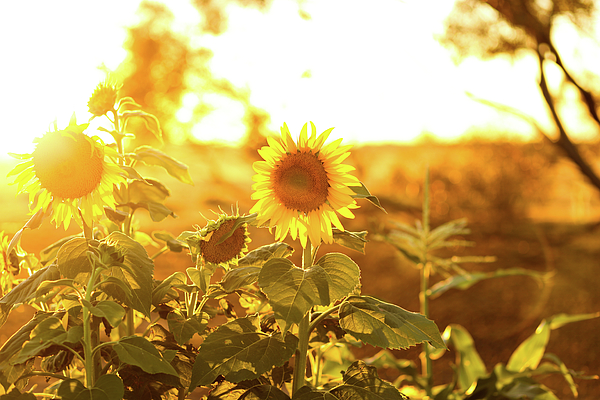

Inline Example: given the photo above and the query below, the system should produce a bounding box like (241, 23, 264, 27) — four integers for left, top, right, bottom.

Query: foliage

(0, 82, 445, 400)
(377, 171, 599, 399)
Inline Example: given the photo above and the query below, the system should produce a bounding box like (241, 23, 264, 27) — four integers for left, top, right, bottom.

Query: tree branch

(537, 51, 600, 192)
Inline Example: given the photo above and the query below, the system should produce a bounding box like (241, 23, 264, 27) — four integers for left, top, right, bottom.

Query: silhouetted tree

(440, 0, 600, 192)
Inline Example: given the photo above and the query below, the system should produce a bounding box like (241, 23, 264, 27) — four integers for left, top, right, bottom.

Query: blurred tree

(440, 0, 600, 192)
(116, 0, 272, 149)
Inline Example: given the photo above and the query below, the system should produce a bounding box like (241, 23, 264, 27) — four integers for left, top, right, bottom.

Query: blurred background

(1, 0, 600, 398)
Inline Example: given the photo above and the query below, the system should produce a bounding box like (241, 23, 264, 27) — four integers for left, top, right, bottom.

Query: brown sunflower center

(272, 151, 329, 213)
(200, 219, 247, 264)
(32, 131, 104, 199)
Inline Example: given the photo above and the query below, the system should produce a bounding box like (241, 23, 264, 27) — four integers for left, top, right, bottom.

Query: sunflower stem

(83, 259, 100, 388)
(292, 240, 313, 395)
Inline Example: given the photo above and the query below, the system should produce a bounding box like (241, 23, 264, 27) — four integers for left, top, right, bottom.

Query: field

(1, 139, 599, 399)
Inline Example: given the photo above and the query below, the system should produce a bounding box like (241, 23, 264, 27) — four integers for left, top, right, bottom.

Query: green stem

(419, 262, 433, 395)
(83, 262, 100, 388)
(292, 240, 313, 395)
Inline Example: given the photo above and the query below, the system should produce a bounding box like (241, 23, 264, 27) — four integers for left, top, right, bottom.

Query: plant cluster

(0, 81, 447, 400)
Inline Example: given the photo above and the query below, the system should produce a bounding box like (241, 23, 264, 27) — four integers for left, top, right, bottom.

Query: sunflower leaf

(332, 230, 368, 254)
(152, 271, 187, 306)
(314, 253, 361, 301)
(258, 258, 332, 333)
(339, 295, 445, 350)
(57, 238, 92, 284)
(218, 266, 262, 293)
(189, 315, 298, 389)
(100, 232, 154, 318)
(113, 336, 178, 376)
(167, 310, 209, 345)
(0, 265, 61, 328)
(152, 231, 185, 252)
(236, 242, 295, 268)
(349, 182, 386, 213)
(207, 380, 290, 400)
(130, 145, 193, 185)
(330, 360, 407, 400)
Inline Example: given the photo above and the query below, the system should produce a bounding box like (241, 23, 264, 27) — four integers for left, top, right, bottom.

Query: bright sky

(1, 0, 598, 158)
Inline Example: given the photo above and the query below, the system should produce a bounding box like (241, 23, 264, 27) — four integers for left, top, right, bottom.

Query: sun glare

(2, 0, 599, 160)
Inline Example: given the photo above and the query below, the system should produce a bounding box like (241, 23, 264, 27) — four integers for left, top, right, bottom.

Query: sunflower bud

(87, 81, 119, 117)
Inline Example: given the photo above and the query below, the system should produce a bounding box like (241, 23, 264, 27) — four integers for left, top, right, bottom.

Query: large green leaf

(507, 312, 600, 373)
(15, 317, 82, 364)
(339, 296, 445, 350)
(130, 145, 193, 185)
(56, 375, 124, 400)
(167, 310, 209, 345)
(99, 232, 154, 317)
(113, 336, 179, 376)
(0, 388, 38, 400)
(258, 258, 331, 333)
(189, 315, 298, 389)
(237, 242, 295, 268)
(0, 265, 60, 328)
(152, 271, 187, 306)
(57, 238, 91, 283)
(207, 380, 290, 400)
(443, 324, 486, 391)
(87, 300, 125, 328)
(218, 266, 262, 293)
(93, 374, 125, 400)
(293, 361, 406, 400)
(314, 253, 360, 302)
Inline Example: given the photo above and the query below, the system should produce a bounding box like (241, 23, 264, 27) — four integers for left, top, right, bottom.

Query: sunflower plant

(0, 81, 446, 400)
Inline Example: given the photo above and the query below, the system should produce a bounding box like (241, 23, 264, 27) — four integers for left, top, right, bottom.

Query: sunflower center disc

(33, 132, 104, 199)
(272, 152, 329, 213)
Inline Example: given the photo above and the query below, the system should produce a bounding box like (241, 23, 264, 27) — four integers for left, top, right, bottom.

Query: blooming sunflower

(250, 122, 361, 248)
(196, 213, 251, 266)
(8, 115, 126, 230)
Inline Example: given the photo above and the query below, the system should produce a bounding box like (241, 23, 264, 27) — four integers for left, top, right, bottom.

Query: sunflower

(8, 115, 126, 230)
(87, 79, 120, 117)
(250, 122, 361, 248)
(196, 212, 251, 266)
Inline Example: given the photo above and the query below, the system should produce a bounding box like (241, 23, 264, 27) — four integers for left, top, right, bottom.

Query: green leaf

(57, 238, 91, 283)
(507, 312, 600, 373)
(294, 361, 406, 400)
(218, 266, 261, 293)
(237, 242, 295, 268)
(442, 324, 486, 391)
(100, 232, 154, 318)
(507, 320, 550, 372)
(207, 380, 290, 400)
(258, 258, 331, 333)
(428, 268, 547, 299)
(332, 230, 368, 254)
(88, 300, 125, 328)
(147, 201, 177, 222)
(121, 111, 163, 142)
(0, 388, 38, 400)
(314, 253, 361, 302)
(127, 179, 170, 204)
(113, 336, 179, 376)
(40, 235, 78, 265)
(0, 265, 60, 328)
(152, 231, 185, 252)
(130, 145, 193, 185)
(15, 317, 82, 363)
(152, 271, 187, 306)
(189, 315, 298, 389)
(93, 374, 125, 400)
(57, 379, 86, 400)
(339, 295, 446, 350)
(167, 310, 209, 345)
(349, 182, 386, 213)
(187, 264, 216, 294)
